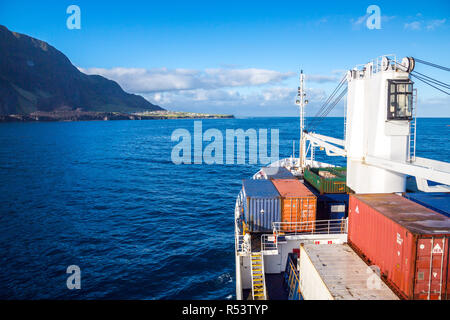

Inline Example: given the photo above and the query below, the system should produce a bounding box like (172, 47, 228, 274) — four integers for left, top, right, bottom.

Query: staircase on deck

(250, 252, 267, 300)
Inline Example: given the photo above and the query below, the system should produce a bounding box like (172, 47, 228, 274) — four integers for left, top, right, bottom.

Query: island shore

(0, 110, 234, 122)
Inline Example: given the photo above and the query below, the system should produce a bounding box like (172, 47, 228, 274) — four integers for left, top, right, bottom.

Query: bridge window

(387, 80, 413, 120)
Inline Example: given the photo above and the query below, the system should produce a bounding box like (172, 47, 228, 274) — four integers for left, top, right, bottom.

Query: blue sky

(1, 0, 449, 116)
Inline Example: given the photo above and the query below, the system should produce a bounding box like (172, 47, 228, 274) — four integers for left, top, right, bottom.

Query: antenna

(296, 69, 307, 168)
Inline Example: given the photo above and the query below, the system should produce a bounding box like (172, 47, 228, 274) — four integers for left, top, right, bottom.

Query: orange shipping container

(271, 179, 317, 232)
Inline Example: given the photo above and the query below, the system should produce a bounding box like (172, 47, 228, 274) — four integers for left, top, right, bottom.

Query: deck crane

(299, 55, 450, 193)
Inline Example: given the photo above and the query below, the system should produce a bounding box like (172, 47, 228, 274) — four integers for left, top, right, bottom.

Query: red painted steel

(348, 194, 450, 300)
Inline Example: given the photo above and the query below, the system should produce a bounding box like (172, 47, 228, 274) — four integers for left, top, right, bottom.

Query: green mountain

(0, 25, 163, 115)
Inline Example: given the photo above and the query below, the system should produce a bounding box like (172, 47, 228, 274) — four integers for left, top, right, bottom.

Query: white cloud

(79, 65, 342, 116)
(140, 85, 329, 116)
(350, 14, 395, 30)
(306, 74, 340, 83)
(404, 18, 446, 31)
(79, 67, 295, 93)
(350, 14, 369, 29)
(261, 87, 296, 102)
(426, 19, 446, 30)
(146, 86, 326, 107)
(381, 15, 396, 23)
(404, 21, 421, 30)
(314, 17, 328, 26)
(331, 69, 347, 76)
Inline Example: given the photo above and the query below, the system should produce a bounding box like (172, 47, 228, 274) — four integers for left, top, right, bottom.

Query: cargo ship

(234, 55, 450, 300)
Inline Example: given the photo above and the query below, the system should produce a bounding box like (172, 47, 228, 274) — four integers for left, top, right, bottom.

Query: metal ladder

(408, 89, 417, 162)
(250, 252, 267, 300)
(343, 95, 347, 144)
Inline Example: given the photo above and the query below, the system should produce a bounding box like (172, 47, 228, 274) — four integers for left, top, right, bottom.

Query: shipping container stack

(241, 179, 281, 233)
(303, 166, 348, 194)
(243, 168, 350, 233)
(242, 178, 319, 234)
(303, 176, 349, 221)
(316, 194, 348, 220)
(271, 179, 317, 232)
(348, 193, 450, 300)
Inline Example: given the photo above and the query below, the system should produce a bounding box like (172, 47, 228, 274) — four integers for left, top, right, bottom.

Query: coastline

(0, 110, 234, 122)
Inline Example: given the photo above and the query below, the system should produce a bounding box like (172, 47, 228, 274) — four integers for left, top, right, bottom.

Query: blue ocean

(0, 117, 448, 299)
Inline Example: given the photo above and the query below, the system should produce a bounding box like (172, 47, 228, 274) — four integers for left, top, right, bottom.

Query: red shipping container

(348, 194, 450, 300)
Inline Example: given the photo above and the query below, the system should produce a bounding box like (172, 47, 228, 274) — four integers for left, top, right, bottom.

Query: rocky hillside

(0, 25, 163, 115)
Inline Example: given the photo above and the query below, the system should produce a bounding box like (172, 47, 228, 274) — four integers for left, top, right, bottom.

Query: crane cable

(392, 58, 450, 96)
(410, 73, 450, 95)
(308, 74, 347, 130)
(309, 85, 348, 132)
(310, 75, 346, 119)
(411, 70, 450, 90)
(413, 58, 450, 72)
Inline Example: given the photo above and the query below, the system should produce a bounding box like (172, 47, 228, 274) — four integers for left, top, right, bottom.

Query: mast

(296, 70, 307, 169)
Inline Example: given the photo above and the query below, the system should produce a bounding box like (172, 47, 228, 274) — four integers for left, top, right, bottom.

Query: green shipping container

(329, 167, 347, 177)
(303, 167, 348, 195)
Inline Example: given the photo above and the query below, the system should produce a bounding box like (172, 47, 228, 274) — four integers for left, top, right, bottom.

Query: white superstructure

(345, 56, 413, 193)
(303, 55, 450, 193)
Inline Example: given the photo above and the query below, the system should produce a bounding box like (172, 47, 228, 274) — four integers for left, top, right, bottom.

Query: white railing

(373, 54, 397, 74)
(236, 234, 246, 255)
(343, 96, 347, 144)
(305, 133, 346, 158)
(272, 219, 348, 236)
(351, 55, 398, 77)
(261, 234, 278, 253)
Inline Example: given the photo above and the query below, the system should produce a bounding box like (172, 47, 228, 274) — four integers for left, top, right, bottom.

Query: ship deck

(265, 274, 289, 300)
(242, 274, 288, 300)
